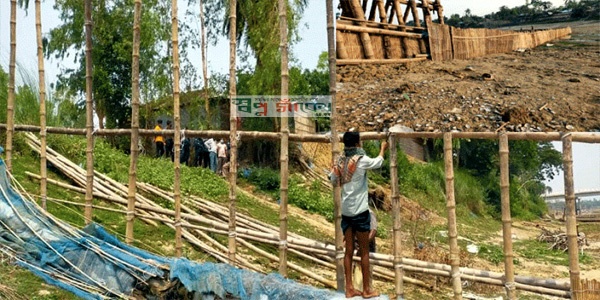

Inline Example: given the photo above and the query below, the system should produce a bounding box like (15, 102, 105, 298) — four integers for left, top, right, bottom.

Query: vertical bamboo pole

(83, 0, 95, 225)
(393, 0, 406, 25)
(421, 0, 432, 24)
(278, 0, 290, 277)
(348, 0, 375, 59)
(368, 0, 378, 21)
(171, 0, 183, 257)
(228, 0, 239, 265)
(6, 0, 17, 172)
(326, 0, 344, 292)
(562, 133, 582, 300)
(126, 0, 142, 244)
(499, 133, 516, 300)
(443, 133, 462, 300)
(409, 0, 421, 27)
(390, 134, 404, 299)
(435, 0, 444, 24)
(199, 0, 210, 128)
(35, 0, 48, 210)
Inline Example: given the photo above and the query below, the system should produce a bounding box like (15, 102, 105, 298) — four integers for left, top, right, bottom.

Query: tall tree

(47, 0, 173, 129)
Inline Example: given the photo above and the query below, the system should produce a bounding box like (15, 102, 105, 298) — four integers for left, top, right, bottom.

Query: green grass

(515, 239, 593, 266)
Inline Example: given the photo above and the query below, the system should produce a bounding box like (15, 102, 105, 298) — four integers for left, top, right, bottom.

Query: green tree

(46, 0, 173, 129)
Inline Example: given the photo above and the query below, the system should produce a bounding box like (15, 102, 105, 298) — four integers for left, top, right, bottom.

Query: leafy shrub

(477, 243, 504, 265)
(243, 167, 280, 191)
(288, 176, 333, 221)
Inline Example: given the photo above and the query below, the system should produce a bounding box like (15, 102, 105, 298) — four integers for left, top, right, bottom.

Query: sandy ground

(336, 21, 600, 133)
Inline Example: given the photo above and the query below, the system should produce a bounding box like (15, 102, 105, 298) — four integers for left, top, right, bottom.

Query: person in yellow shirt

(154, 120, 165, 158)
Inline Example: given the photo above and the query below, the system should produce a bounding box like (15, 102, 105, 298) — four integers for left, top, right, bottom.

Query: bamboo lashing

(390, 134, 404, 298)
(327, 0, 345, 292)
(6, 0, 16, 172)
(278, 0, 290, 277)
(562, 133, 582, 300)
(126, 0, 142, 245)
(35, 0, 48, 211)
(83, 0, 94, 225)
(499, 133, 517, 299)
(228, 0, 238, 266)
(443, 133, 462, 299)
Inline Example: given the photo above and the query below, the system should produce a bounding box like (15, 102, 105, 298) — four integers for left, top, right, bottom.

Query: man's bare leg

(357, 231, 379, 298)
(344, 228, 361, 298)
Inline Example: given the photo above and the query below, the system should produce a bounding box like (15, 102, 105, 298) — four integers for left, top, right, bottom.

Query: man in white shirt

(216, 139, 228, 176)
(205, 138, 217, 173)
(331, 131, 387, 298)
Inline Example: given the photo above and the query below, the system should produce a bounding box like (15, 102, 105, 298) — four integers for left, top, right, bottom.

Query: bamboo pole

(390, 134, 404, 298)
(499, 133, 517, 300)
(337, 18, 426, 32)
(421, 0, 432, 25)
(409, 0, 421, 27)
(228, 0, 238, 266)
(171, 0, 183, 258)
(335, 23, 422, 38)
(327, 0, 345, 292)
(562, 133, 582, 300)
(443, 133, 462, 299)
(435, 0, 444, 24)
(5, 125, 600, 143)
(278, 0, 290, 277)
(126, 0, 142, 244)
(337, 57, 427, 65)
(199, 0, 210, 128)
(35, 0, 47, 210)
(6, 0, 17, 172)
(83, 0, 95, 225)
(348, 0, 375, 59)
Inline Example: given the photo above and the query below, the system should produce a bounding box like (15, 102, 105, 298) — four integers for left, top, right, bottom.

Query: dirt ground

(336, 21, 600, 133)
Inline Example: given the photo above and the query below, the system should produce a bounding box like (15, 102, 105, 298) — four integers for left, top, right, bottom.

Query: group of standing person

(153, 120, 230, 176)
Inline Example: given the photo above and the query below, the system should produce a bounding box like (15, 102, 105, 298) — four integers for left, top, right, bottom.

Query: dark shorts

(341, 210, 371, 234)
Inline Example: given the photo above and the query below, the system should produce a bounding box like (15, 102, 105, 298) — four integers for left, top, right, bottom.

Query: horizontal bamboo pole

(336, 23, 423, 38)
(6, 124, 600, 143)
(338, 57, 428, 65)
(337, 17, 426, 31)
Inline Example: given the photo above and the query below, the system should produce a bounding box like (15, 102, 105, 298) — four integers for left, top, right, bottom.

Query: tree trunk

(6, 0, 17, 172)
(200, 0, 210, 129)
(84, 0, 95, 224)
(126, 0, 142, 244)
(35, 0, 48, 210)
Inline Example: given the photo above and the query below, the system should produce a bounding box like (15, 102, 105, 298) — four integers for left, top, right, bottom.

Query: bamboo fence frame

(3, 0, 597, 298)
(390, 135, 404, 298)
(279, 0, 290, 277)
